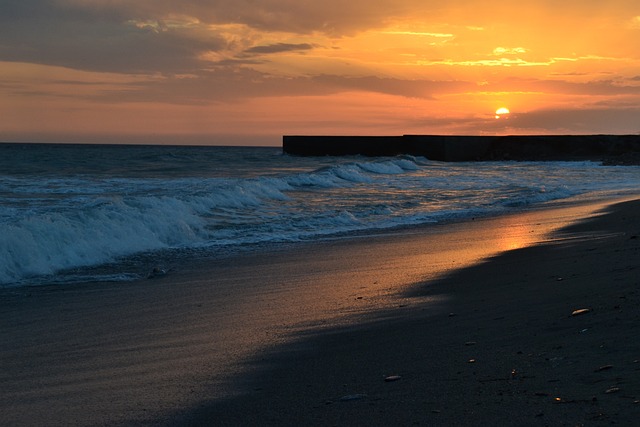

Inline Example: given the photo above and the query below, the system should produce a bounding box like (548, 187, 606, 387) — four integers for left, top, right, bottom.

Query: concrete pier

(282, 134, 640, 163)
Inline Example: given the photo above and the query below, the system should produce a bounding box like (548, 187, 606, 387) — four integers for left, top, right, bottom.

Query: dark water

(1, 142, 639, 287)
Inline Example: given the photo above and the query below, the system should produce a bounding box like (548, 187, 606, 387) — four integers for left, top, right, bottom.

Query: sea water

(1, 142, 639, 287)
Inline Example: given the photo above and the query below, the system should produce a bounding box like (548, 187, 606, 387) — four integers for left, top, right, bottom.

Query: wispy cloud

(382, 31, 454, 38)
(492, 47, 528, 55)
(487, 77, 640, 96)
(242, 43, 316, 56)
(509, 107, 640, 134)
(91, 71, 477, 104)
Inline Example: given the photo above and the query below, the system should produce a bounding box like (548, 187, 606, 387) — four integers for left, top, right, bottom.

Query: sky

(1, 0, 639, 145)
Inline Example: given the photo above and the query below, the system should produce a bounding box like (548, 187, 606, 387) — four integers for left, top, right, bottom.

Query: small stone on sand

(339, 394, 367, 401)
(571, 308, 591, 316)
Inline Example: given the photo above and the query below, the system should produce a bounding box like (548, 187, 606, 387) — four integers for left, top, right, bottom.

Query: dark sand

(1, 197, 639, 426)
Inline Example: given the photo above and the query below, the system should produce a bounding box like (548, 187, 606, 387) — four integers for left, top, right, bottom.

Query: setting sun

(495, 107, 511, 119)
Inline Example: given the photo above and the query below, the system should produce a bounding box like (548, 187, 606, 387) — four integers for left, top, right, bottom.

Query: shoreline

(1, 196, 639, 425)
(6, 190, 635, 291)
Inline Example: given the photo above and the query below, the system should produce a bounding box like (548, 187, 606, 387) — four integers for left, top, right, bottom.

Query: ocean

(1, 142, 639, 287)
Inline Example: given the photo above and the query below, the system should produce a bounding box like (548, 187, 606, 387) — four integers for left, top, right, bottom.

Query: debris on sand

(571, 308, 591, 316)
(339, 394, 368, 401)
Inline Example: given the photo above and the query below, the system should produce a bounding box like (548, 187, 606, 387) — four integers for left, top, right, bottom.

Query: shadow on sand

(167, 201, 640, 426)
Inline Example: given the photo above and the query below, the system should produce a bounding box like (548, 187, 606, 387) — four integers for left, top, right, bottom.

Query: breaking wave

(1, 145, 639, 286)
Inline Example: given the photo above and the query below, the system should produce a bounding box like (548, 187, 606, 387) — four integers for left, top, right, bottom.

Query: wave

(1, 154, 638, 286)
(1, 159, 417, 285)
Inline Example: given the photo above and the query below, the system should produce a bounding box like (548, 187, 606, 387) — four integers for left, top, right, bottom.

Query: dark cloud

(438, 106, 640, 135)
(70, 0, 635, 36)
(509, 108, 640, 133)
(3, 1, 637, 77)
(0, 0, 448, 74)
(0, 1, 226, 73)
(549, 72, 589, 77)
(243, 43, 315, 55)
(70, 0, 428, 35)
(91, 69, 477, 105)
(312, 75, 474, 99)
(489, 77, 640, 97)
(2, 0, 638, 113)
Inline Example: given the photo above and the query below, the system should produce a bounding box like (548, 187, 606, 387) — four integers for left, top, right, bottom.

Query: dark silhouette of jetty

(283, 134, 640, 164)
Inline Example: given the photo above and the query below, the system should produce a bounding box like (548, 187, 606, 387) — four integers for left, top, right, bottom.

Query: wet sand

(1, 197, 639, 426)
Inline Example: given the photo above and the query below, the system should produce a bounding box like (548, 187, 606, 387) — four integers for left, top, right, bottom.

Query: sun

(495, 107, 510, 119)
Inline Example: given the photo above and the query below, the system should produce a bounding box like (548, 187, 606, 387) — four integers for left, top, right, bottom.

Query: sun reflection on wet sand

(495, 215, 540, 252)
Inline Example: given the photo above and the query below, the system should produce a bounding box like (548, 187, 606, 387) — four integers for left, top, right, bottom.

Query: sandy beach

(1, 197, 639, 426)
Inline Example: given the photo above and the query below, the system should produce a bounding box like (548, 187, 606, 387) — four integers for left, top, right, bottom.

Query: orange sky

(1, 1, 639, 145)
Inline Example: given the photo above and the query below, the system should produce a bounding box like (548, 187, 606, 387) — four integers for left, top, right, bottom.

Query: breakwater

(282, 134, 640, 163)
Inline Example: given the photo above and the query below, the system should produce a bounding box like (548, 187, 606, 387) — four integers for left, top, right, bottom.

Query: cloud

(60, 0, 431, 35)
(382, 31, 454, 38)
(90, 69, 477, 105)
(442, 105, 640, 135)
(492, 47, 528, 56)
(488, 77, 640, 97)
(508, 107, 640, 134)
(2, 0, 638, 77)
(3, 0, 640, 137)
(0, 0, 435, 74)
(0, 2, 227, 74)
(312, 75, 475, 99)
(242, 43, 316, 56)
(550, 72, 589, 77)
